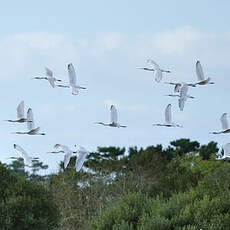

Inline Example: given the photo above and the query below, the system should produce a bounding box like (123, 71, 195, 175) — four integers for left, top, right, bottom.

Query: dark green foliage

(199, 141, 219, 160)
(170, 138, 200, 156)
(7, 158, 49, 181)
(1, 139, 229, 230)
(0, 163, 59, 230)
(90, 164, 230, 229)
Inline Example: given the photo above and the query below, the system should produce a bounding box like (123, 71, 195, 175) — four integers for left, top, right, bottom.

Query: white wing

(71, 86, 79, 95)
(14, 144, 32, 166)
(55, 144, 73, 168)
(47, 77, 55, 88)
(178, 97, 186, 111)
(76, 146, 89, 172)
(180, 83, 188, 99)
(154, 69, 163, 82)
(68, 63, 77, 87)
(165, 104, 172, 124)
(221, 113, 229, 130)
(147, 59, 160, 69)
(64, 152, 72, 168)
(27, 108, 35, 131)
(110, 105, 118, 123)
(196, 61, 205, 81)
(223, 143, 230, 158)
(45, 67, 53, 77)
(17, 101, 24, 119)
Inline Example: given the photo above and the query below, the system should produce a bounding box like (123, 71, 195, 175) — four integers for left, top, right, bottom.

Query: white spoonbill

(47, 144, 77, 154)
(54, 144, 75, 169)
(11, 108, 45, 135)
(216, 143, 230, 160)
(12, 144, 39, 167)
(140, 59, 170, 83)
(32, 67, 62, 88)
(165, 94, 194, 99)
(95, 105, 127, 128)
(5, 101, 27, 123)
(153, 104, 182, 127)
(57, 63, 86, 95)
(210, 113, 230, 134)
(178, 83, 190, 111)
(76, 146, 89, 172)
(194, 61, 214, 86)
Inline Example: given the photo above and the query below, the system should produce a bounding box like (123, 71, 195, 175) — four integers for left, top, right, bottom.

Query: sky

(0, 0, 230, 173)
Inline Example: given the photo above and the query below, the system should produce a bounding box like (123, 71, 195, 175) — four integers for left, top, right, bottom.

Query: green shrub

(0, 163, 60, 230)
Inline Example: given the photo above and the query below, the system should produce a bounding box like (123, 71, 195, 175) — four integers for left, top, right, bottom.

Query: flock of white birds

(4, 59, 230, 171)
(6, 63, 89, 171)
(139, 59, 230, 160)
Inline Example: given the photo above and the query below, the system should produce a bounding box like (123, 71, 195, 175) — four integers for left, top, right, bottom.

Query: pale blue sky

(0, 0, 230, 173)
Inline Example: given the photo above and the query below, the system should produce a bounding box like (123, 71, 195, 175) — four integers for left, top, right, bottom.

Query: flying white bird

(210, 113, 230, 134)
(139, 59, 170, 83)
(54, 144, 75, 168)
(12, 144, 39, 167)
(194, 61, 214, 86)
(47, 144, 77, 154)
(57, 63, 86, 95)
(153, 104, 182, 127)
(32, 67, 62, 88)
(5, 101, 28, 123)
(216, 143, 230, 160)
(164, 82, 196, 93)
(76, 146, 89, 172)
(95, 105, 127, 128)
(178, 83, 189, 111)
(11, 108, 45, 135)
(165, 94, 194, 99)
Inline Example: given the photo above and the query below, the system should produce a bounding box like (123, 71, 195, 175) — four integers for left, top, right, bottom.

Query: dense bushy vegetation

(1, 138, 230, 229)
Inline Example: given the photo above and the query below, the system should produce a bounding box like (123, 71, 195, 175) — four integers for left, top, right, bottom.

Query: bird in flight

(95, 105, 126, 128)
(75, 146, 89, 172)
(32, 67, 62, 88)
(54, 144, 75, 169)
(216, 143, 230, 161)
(5, 101, 28, 123)
(11, 108, 45, 135)
(193, 61, 214, 86)
(11, 144, 39, 167)
(210, 113, 230, 134)
(139, 59, 170, 83)
(57, 63, 86, 95)
(153, 104, 182, 127)
(178, 83, 191, 111)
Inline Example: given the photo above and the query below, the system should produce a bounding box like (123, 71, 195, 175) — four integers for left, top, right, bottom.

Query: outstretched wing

(27, 108, 35, 131)
(147, 59, 160, 69)
(55, 144, 72, 168)
(68, 63, 77, 87)
(165, 104, 172, 124)
(196, 61, 205, 81)
(180, 83, 188, 99)
(76, 146, 89, 172)
(17, 101, 24, 119)
(178, 97, 186, 111)
(14, 144, 31, 166)
(45, 67, 53, 77)
(223, 143, 230, 157)
(110, 105, 118, 123)
(47, 78, 55, 88)
(221, 113, 229, 130)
